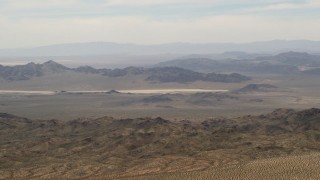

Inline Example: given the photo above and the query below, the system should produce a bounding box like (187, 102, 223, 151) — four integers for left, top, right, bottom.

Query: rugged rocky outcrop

(1, 108, 320, 178)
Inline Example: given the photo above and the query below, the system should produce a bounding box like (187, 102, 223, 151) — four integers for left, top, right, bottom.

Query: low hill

(186, 92, 239, 105)
(264, 51, 320, 66)
(234, 84, 278, 93)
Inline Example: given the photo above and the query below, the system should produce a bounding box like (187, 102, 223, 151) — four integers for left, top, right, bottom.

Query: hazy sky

(0, 0, 320, 48)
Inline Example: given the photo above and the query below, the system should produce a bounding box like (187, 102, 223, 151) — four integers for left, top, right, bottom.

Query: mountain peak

(42, 60, 60, 65)
(41, 60, 69, 73)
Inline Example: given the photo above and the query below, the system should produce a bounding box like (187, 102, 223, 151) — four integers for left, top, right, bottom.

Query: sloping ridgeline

(0, 61, 250, 83)
(155, 52, 320, 74)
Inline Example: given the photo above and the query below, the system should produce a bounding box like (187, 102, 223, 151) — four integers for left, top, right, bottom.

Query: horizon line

(1, 39, 319, 50)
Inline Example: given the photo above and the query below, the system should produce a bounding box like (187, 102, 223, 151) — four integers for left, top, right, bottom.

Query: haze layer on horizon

(1, 0, 320, 49)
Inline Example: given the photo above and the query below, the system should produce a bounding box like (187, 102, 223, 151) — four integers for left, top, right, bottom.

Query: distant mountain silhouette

(0, 61, 250, 83)
(156, 51, 320, 74)
(0, 60, 69, 80)
(1, 40, 320, 56)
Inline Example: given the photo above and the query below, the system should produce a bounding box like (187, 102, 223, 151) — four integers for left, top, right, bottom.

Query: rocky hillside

(1, 108, 320, 179)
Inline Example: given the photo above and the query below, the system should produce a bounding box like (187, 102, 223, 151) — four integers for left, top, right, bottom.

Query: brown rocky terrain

(1, 108, 320, 179)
